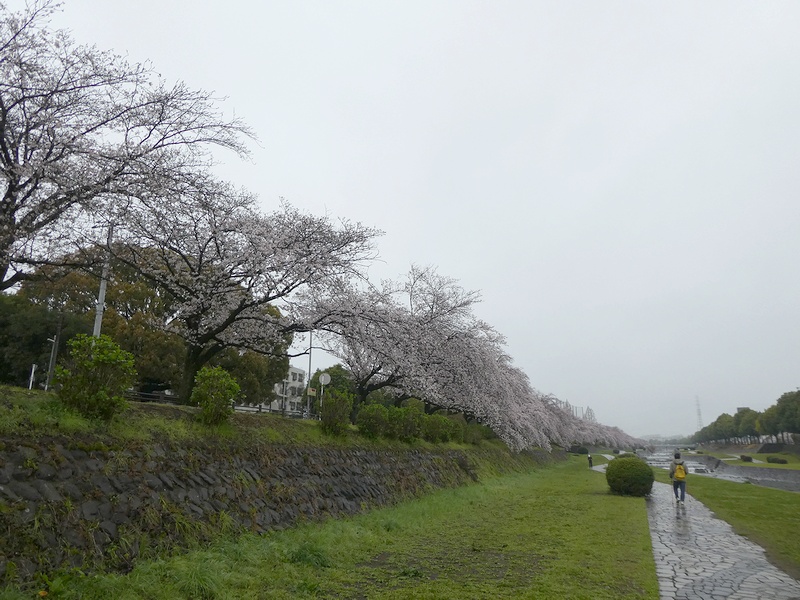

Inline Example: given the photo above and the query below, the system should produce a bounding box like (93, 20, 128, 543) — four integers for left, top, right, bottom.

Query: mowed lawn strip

(654, 469, 800, 579)
(15, 457, 658, 600)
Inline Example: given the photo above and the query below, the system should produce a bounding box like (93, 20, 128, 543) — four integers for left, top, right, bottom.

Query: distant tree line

(691, 390, 800, 445)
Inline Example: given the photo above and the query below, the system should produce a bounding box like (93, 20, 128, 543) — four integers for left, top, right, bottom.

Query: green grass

(654, 469, 800, 578)
(2, 458, 658, 600)
(698, 448, 800, 470)
(0, 385, 483, 452)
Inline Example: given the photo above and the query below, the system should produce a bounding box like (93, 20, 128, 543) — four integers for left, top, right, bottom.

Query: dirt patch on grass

(345, 542, 546, 597)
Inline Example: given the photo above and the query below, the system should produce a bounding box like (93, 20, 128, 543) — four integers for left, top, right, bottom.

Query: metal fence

(124, 391, 308, 419)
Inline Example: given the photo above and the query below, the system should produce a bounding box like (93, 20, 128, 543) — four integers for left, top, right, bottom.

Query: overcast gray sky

(23, 1, 800, 438)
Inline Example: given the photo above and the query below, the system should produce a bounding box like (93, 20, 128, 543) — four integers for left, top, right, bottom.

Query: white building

(269, 366, 307, 416)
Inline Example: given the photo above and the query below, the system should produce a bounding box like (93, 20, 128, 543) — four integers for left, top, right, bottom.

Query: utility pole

(93, 224, 114, 337)
(306, 331, 313, 418)
(45, 313, 63, 391)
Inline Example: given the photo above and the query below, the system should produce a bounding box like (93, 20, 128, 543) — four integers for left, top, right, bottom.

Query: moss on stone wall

(0, 433, 557, 586)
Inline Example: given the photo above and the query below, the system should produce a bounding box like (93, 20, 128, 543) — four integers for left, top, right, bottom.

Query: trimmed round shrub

(612, 449, 620, 454)
(767, 456, 788, 464)
(605, 457, 654, 497)
(55, 334, 136, 421)
(356, 403, 389, 439)
(569, 445, 589, 454)
(740, 454, 753, 462)
(320, 390, 353, 436)
(192, 366, 239, 426)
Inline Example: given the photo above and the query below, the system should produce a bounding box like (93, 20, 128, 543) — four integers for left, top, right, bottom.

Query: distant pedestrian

(669, 451, 688, 506)
(587, 454, 593, 468)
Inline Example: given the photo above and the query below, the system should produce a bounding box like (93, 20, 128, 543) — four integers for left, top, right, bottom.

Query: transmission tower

(695, 396, 703, 431)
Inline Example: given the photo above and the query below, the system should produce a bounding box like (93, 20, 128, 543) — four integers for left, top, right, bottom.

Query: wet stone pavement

(647, 481, 800, 599)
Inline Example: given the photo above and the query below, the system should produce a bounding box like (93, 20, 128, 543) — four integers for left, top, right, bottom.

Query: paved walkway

(647, 481, 800, 599)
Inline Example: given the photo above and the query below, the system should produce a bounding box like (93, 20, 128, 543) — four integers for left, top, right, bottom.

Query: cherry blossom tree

(313, 266, 645, 451)
(0, 1, 252, 289)
(91, 183, 380, 401)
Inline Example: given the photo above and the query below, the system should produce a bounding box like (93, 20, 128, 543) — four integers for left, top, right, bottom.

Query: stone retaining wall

(0, 435, 547, 584)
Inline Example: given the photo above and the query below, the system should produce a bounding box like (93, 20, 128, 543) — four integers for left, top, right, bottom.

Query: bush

(55, 334, 136, 420)
(463, 421, 495, 444)
(192, 366, 239, 426)
(605, 456, 654, 497)
(421, 413, 453, 443)
(320, 390, 353, 436)
(444, 414, 466, 443)
(386, 405, 423, 442)
(740, 454, 753, 462)
(568, 445, 589, 454)
(356, 403, 389, 439)
(612, 449, 620, 454)
(767, 456, 788, 464)
(616, 452, 638, 459)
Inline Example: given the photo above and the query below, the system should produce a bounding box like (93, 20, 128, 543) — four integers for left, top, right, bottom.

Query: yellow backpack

(674, 463, 686, 481)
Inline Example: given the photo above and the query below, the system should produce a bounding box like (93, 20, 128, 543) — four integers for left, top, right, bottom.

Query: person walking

(587, 454, 593, 468)
(669, 451, 688, 506)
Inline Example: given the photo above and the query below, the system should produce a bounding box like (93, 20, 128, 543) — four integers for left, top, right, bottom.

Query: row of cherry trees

(0, 2, 643, 452)
(308, 266, 641, 451)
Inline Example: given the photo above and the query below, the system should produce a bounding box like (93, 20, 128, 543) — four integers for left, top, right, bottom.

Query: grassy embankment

(1, 386, 659, 599)
(4, 458, 658, 600)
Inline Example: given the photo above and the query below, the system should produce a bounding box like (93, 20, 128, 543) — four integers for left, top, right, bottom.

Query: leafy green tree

(102, 310, 185, 393)
(714, 413, 736, 443)
(774, 391, 800, 436)
(213, 348, 288, 405)
(18, 252, 185, 393)
(734, 408, 760, 443)
(55, 334, 137, 420)
(756, 404, 780, 438)
(0, 293, 91, 387)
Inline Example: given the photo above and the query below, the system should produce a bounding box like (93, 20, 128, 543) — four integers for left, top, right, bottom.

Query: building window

(292, 372, 297, 381)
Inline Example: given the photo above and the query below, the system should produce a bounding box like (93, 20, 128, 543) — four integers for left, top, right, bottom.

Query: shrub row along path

(647, 479, 800, 599)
